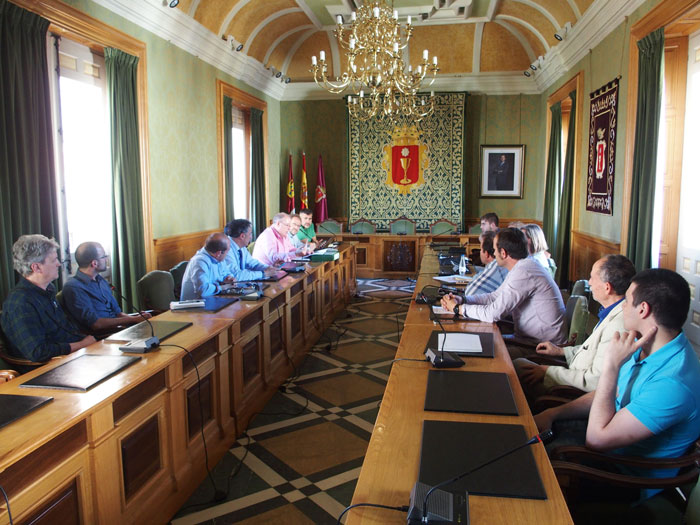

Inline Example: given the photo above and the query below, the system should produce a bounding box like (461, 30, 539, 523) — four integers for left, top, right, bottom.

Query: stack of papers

(432, 275, 473, 284)
(170, 299, 205, 310)
(436, 333, 483, 354)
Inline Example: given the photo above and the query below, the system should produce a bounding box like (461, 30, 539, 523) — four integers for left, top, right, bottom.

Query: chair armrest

(551, 445, 700, 469)
(529, 355, 567, 367)
(552, 460, 700, 489)
(0, 370, 18, 383)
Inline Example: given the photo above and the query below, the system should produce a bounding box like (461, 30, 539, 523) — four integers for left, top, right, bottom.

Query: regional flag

(315, 154, 328, 223)
(286, 153, 295, 213)
(300, 153, 309, 209)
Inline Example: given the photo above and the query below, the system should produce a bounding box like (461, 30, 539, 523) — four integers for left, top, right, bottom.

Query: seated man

(288, 214, 314, 253)
(480, 212, 499, 233)
(297, 208, 318, 245)
(62, 242, 151, 334)
(1, 235, 95, 363)
(462, 230, 507, 296)
(441, 227, 567, 346)
(515, 254, 636, 402)
(535, 269, 700, 497)
(180, 233, 234, 300)
(252, 212, 306, 266)
(224, 219, 277, 281)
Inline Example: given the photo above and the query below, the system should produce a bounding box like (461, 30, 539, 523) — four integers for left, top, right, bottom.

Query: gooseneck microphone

(409, 430, 554, 523)
(315, 221, 337, 242)
(425, 317, 465, 368)
(110, 285, 160, 353)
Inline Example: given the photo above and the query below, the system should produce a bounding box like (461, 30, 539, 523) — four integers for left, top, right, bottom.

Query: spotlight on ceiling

(530, 64, 537, 71)
(554, 33, 563, 41)
(285, 77, 291, 84)
(523, 70, 531, 77)
(275, 71, 282, 78)
(236, 44, 243, 52)
(169, 0, 179, 7)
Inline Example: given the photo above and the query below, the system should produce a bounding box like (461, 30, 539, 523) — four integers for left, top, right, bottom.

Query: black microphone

(315, 221, 337, 243)
(410, 430, 554, 523)
(425, 317, 465, 369)
(110, 285, 160, 353)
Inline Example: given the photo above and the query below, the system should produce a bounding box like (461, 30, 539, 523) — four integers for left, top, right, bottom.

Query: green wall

(279, 94, 545, 224)
(63, 0, 280, 239)
(543, 0, 665, 243)
(279, 99, 347, 218)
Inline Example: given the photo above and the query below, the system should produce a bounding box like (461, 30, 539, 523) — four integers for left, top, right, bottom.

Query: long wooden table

(0, 244, 356, 525)
(348, 248, 573, 524)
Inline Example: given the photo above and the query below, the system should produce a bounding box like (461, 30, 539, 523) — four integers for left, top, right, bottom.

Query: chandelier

(310, 1, 439, 121)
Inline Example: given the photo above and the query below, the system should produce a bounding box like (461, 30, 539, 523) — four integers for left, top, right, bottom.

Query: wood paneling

(186, 374, 212, 439)
(121, 415, 161, 500)
(113, 370, 166, 422)
(182, 337, 218, 373)
(570, 230, 621, 282)
(20, 479, 81, 525)
(153, 229, 219, 271)
(0, 421, 87, 499)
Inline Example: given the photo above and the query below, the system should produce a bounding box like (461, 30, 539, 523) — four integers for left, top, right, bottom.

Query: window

(230, 105, 250, 219)
(48, 36, 113, 280)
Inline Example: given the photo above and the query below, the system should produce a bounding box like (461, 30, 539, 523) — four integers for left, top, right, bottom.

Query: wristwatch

(453, 303, 460, 316)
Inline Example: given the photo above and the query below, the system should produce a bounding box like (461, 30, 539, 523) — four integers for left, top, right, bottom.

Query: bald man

(180, 233, 235, 300)
(62, 242, 150, 333)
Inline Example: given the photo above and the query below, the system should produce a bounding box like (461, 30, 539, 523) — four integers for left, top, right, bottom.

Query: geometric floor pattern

(171, 278, 415, 524)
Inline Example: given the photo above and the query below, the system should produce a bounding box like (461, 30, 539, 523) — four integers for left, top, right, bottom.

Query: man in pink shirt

(252, 212, 309, 266)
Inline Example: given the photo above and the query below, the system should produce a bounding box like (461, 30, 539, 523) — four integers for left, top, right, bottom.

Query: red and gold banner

(586, 78, 618, 215)
(381, 125, 428, 195)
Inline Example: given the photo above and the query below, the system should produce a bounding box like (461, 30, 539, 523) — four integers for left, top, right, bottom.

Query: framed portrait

(480, 145, 525, 198)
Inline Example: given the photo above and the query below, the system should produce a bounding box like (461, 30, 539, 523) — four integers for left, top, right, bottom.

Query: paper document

(432, 305, 452, 315)
(432, 275, 473, 284)
(437, 333, 483, 354)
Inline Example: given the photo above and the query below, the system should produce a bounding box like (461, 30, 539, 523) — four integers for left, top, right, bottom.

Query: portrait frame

(479, 145, 525, 198)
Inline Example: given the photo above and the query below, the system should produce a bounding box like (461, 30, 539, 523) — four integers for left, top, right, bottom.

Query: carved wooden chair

(349, 219, 377, 234)
(317, 218, 343, 235)
(388, 216, 416, 235)
(429, 219, 459, 235)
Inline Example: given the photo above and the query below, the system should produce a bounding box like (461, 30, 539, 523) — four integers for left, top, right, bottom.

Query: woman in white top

(521, 223, 557, 278)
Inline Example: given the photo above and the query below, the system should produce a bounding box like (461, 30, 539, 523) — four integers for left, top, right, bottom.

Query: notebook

(418, 420, 547, 499)
(424, 370, 518, 415)
(105, 320, 192, 344)
(20, 355, 140, 392)
(0, 394, 53, 429)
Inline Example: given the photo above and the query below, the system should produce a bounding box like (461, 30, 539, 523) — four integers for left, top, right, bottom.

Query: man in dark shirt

(62, 242, 149, 334)
(1, 235, 95, 363)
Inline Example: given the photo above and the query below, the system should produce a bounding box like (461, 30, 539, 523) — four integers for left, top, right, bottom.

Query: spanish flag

(286, 153, 295, 214)
(300, 153, 309, 210)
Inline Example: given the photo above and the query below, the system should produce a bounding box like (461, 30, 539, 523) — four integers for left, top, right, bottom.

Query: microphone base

(119, 336, 161, 353)
(425, 349, 465, 368)
(407, 482, 469, 524)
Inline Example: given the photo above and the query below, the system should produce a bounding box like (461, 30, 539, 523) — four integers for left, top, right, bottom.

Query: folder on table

(424, 370, 518, 415)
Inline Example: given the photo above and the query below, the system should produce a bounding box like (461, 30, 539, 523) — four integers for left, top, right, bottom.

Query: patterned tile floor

(171, 279, 415, 525)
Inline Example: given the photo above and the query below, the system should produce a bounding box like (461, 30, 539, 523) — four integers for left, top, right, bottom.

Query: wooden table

(0, 244, 357, 525)
(348, 249, 572, 524)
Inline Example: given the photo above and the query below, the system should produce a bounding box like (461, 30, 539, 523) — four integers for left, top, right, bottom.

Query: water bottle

(458, 255, 467, 276)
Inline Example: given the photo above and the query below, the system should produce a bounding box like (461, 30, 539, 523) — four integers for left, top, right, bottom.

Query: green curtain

(542, 102, 562, 253)
(105, 48, 146, 310)
(0, 0, 59, 303)
(554, 90, 577, 287)
(627, 28, 665, 270)
(250, 107, 266, 237)
(223, 95, 234, 223)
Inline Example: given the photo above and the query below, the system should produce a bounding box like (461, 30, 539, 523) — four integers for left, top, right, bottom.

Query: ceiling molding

(264, 25, 314, 67)
(243, 7, 302, 54)
(472, 22, 484, 73)
(282, 28, 317, 74)
(93, 0, 285, 99)
(218, 0, 252, 37)
(494, 19, 537, 63)
(566, 0, 582, 19)
(281, 72, 540, 100)
(495, 14, 550, 52)
(295, 0, 324, 29)
(534, 0, 646, 92)
(513, 0, 562, 32)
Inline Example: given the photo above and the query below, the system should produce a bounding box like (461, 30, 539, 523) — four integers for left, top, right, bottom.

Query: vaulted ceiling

(171, 0, 595, 81)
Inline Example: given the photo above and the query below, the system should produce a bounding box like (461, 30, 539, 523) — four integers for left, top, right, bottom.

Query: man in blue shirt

(180, 233, 235, 299)
(1, 235, 95, 364)
(535, 269, 700, 490)
(62, 242, 150, 334)
(224, 219, 276, 281)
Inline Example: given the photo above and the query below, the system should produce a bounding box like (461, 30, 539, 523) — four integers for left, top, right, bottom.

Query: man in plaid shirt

(463, 230, 507, 296)
(1, 235, 95, 366)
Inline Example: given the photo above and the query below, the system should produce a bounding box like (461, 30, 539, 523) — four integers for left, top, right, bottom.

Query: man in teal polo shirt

(296, 209, 318, 245)
(535, 268, 700, 491)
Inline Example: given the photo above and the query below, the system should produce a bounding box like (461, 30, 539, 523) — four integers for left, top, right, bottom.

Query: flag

(315, 154, 328, 223)
(286, 153, 295, 214)
(300, 153, 309, 210)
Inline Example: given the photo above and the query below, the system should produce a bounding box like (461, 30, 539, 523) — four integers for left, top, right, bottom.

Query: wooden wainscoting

(570, 230, 621, 282)
(153, 230, 219, 271)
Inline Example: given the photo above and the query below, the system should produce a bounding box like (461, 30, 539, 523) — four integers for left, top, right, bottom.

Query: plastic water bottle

(458, 255, 467, 276)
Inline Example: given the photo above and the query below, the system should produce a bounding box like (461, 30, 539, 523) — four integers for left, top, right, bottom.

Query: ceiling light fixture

(236, 44, 244, 52)
(523, 70, 531, 77)
(554, 33, 563, 41)
(311, 1, 439, 121)
(169, 0, 179, 8)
